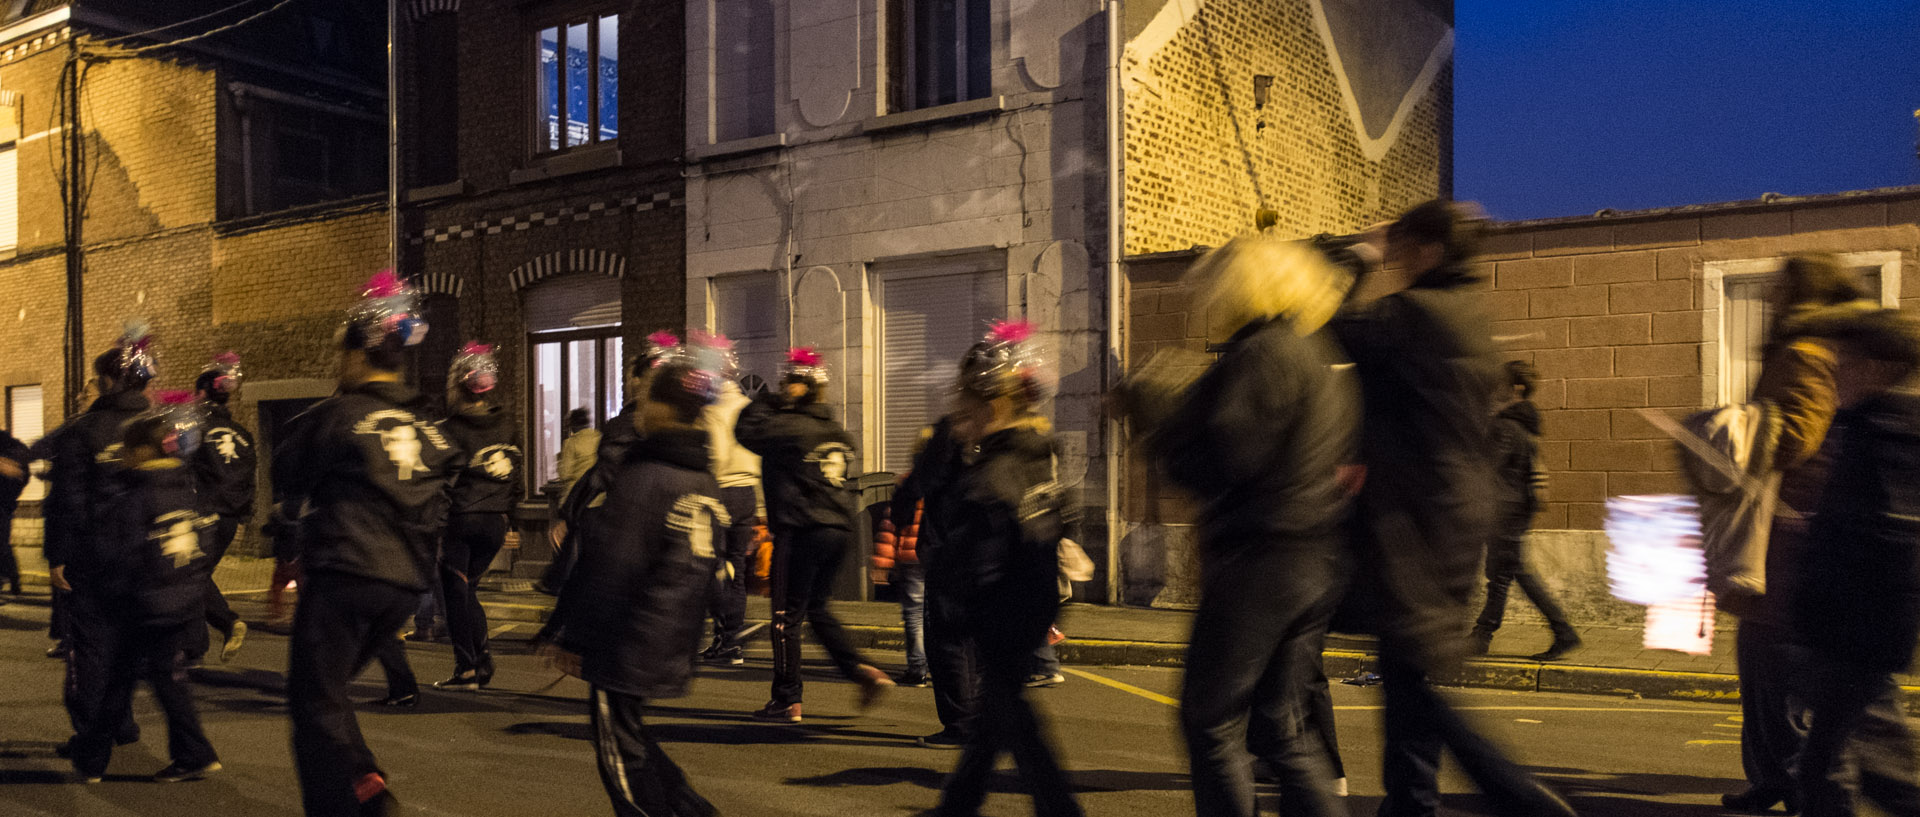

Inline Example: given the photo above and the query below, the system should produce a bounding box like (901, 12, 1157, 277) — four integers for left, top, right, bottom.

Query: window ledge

(862, 96, 1007, 136)
(509, 145, 625, 186)
(688, 132, 788, 163)
(405, 179, 470, 204)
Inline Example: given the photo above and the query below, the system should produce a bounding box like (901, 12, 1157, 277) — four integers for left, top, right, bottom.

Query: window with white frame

(524, 275, 625, 491)
(712, 0, 776, 142)
(6, 385, 44, 501)
(711, 272, 788, 393)
(874, 262, 1005, 473)
(0, 96, 19, 255)
(534, 10, 619, 153)
(886, 0, 991, 113)
(1714, 251, 1902, 404)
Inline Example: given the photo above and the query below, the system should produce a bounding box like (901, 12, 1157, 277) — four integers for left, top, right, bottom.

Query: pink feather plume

(363, 269, 406, 298)
(214, 351, 241, 367)
(459, 341, 494, 357)
(155, 389, 196, 406)
(989, 319, 1036, 344)
(690, 330, 734, 351)
(787, 347, 823, 367)
(647, 331, 682, 349)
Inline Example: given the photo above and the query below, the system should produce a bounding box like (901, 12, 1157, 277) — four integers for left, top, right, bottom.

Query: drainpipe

(387, 0, 401, 274)
(1103, 0, 1125, 605)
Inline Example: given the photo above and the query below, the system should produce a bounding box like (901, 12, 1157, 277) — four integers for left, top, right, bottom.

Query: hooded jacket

(0, 429, 29, 514)
(551, 428, 726, 699)
(44, 389, 150, 570)
(1491, 399, 1542, 521)
(703, 383, 763, 496)
(895, 418, 962, 580)
(191, 403, 258, 518)
(441, 403, 523, 515)
(89, 459, 215, 626)
(1330, 264, 1501, 669)
(272, 380, 460, 592)
(926, 425, 1064, 632)
(736, 397, 858, 532)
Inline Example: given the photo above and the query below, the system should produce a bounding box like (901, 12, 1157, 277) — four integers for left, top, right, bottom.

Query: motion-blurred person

(1786, 310, 1920, 817)
(0, 424, 29, 599)
(556, 407, 600, 503)
(1331, 200, 1574, 817)
(541, 334, 732, 817)
(69, 394, 221, 783)
(1468, 361, 1579, 661)
(737, 348, 892, 724)
(700, 349, 762, 666)
(185, 353, 255, 664)
(874, 428, 933, 687)
(931, 321, 1082, 817)
(895, 417, 979, 748)
(434, 343, 522, 691)
(274, 271, 458, 816)
(1722, 253, 1879, 816)
(1119, 234, 1356, 817)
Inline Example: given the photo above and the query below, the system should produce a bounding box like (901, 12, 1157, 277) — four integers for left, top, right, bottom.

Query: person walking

(274, 271, 459, 816)
(433, 342, 522, 691)
(555, 408, 600, 504)
(737, 347, 892, 724)
(1331, 200, 1574, 817)
(1119, 235, 1356, 817)
(896, 416, 978, 748)
(699, 368, 762, 666)
(0, 424, 29, 599)
(931, 322, 1082, 817)
(874, 479, 930, 687)
(185, 353, 255, 664)
(1468, 360, 1580, 661)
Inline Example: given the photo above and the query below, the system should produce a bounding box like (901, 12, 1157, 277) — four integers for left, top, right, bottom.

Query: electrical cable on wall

(92, 0, 269, 47)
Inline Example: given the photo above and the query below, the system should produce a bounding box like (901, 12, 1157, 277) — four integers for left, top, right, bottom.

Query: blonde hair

(1185, 234, 1345, 339)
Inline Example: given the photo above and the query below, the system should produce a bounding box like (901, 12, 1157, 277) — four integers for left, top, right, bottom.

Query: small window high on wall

(525, 274, 624, 491)
(534, 11, 619, 153)
(887, 0, 991, 113)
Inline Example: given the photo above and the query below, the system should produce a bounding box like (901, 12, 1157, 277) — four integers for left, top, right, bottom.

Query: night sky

(1455, 0, 1920, 222)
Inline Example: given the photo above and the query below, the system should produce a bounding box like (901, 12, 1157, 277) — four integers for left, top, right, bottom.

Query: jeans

(936, 611, 1083, 817)
(1735, 621, 1810, 799)
(895, 560, 928, 675)
(289, 572, 416, 816)
(1795, 658, 1920, 817)
(1474, 518, 1573, 635)
(1378, 655, 1561, 817)
(441, 513, 508, 671)
(590, 686, 715, 817)
(710, 487, 759, 646)
(188, 515, 244, 660)
(72, 620, 216, 777)
(769, 526, 870, 706)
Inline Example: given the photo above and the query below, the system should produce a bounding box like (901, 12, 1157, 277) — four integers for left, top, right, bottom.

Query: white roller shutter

(878, 271, 1001, 474)
(0, 146, 16, 254)
(8, 386, 44, 501)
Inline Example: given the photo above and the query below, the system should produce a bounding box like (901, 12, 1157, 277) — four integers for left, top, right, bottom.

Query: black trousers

(62, 592, 140, 743)
(1796, 657, 1920, 817)
(1183, 540, 1344, 817)
(188, 516, 244, 660)
(924, 586, 980, 737)
(1378, 654, 1557, 817)
(589, 686, 716, 817)
(72, 620, 216, 777)
(936, 611, 1083, 817)
(441, 512, 508, 671)
(1735, 621, 1809, 799)
(0, 509, 19, 583)
(1474, 518, 1573, 635)
(768, 526, 868, 706)
(288, 572, 416, 816)
(707, 487, 758, 646)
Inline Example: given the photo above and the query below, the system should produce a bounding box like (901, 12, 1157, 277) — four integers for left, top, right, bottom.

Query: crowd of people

(2, 197, 1919, 817)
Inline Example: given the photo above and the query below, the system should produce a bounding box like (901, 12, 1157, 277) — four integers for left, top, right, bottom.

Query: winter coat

(556, 427, 600, 503)
(896, 419, 962, 582)
(926, 425, 1065, 633)
(558, 402, 640, 527)
(1491, 400, 1543, 528)
(44, 390, 150, 572)
(872, 498, 923, 584)
(272, 381, 460, 592)
(551, 428, 726, 699)
(1791, 388, 1920, 672)
(1330, 265, 1501, 670)
(191, 403, 258, 518)
(441, 403, 522, 515)
(0, 429, 29, 514)
(91, 459, 215, 626)
(735, 397, 858, 533)
(1152, 317, 1359, 551)
(703, 383, 764, 496)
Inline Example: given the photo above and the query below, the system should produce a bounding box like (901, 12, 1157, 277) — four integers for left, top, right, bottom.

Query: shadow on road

(785, 765, 1195, 795)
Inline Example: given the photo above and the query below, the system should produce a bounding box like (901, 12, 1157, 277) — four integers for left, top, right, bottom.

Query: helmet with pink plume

(340, 269, 428, 353)
(450, 342, 500, 395)
(958, 319, 1052, 405)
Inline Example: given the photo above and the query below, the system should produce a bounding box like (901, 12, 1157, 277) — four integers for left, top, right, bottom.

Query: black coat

(441, 404, 523, 515)
(191, 403, 258, 518)
(736, 398, 858, 532)
(1491, 400, 1542, 527)
(0, 429, 29, 515)
(927, 426, 1064, 635)
(1792, 389, 1920, 673)
(44, 390, 150, 571)
(895, 418, 963, 584)
(272, 381, 460, 592)
(552, 428, 725, 699)
(90, 460, 215, 626)
(1330, 267, 1500, 669)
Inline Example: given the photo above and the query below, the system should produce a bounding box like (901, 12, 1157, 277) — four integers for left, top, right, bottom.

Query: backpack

(1642, 403, 1785, 606)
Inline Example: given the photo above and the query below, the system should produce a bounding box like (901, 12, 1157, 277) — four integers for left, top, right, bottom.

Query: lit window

(0, 96, 17, 254)
(888, 0, 991, 113)
(6, 385, 44, 501)
(536, 13, 619, 153)
(524, 273, 624, 491)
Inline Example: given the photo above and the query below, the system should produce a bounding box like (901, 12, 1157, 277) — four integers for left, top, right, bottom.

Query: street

(0, 595, 1759, 816)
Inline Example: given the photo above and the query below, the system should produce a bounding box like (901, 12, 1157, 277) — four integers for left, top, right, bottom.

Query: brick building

(0, 1, 391, 556)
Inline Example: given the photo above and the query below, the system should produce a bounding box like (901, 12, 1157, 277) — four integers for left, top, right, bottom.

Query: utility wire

(91, 0, 298, 59)
(91, 0, 267, 47)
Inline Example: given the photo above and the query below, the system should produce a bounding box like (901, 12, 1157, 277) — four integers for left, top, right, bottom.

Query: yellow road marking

(1686, 739, 1740, 745)
(1060, 668, 1733, 716)
(1060, 667, 1179, 707)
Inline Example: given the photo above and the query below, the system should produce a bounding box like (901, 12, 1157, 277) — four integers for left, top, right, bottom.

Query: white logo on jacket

(805, 443, 852, 488)
(206, 428, 250, 464)
(352, 410, 450, 481)
(471, 444, 521, 480)
(668, 495, 732, 559)
(150, 510, 210, 568)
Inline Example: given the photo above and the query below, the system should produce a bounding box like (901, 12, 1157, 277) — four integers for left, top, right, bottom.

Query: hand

(548, 520, 568, 550)
(0, 457, 23, 481)
(536, 641, 581, 678)
(50, 565, 71, 592)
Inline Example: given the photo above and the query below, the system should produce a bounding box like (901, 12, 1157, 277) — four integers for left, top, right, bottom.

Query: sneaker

(433, 671, 480, 691)
(1025, 672, 1066, 688)
(221, 621, 248, 663)
(917, 730, 967, 749)
(751, 701, 802, 724)
(895, 670, 932, 688)
(375, 692, 420, 708)
(73, 771, 103, 784)
(705, 646, 744, 666)
(46, 643, 69, 660)
(698, 638, 725, 661)
(1529, 631, 1583, 662)
(154, 761, 222, 782)
(1467, 627, 1494, 656)
(852, 664, 895, 711)
(1334, 776, 1349, 797)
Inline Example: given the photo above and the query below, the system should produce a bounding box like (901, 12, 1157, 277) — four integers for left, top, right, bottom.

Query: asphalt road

(0, 595, 1763, 816)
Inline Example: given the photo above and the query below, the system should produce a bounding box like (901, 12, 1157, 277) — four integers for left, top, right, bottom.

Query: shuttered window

(7, 385, 44, 501)
(877, 269, 1003, 473)
(712, 272, 787, 392)
(1723, 264, 1883, 403)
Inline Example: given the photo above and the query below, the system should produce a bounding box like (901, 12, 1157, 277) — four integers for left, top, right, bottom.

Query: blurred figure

(873, 454, 930, 687)
(1331, 200, 1574, 817)
(1723, 253, 1879, 816)
(435, 343, 522, 691)
(1787, 309, 1920, 817)
(1469, 360, 1579, 661)
(556, 407, 600, 503)
(700, 365, 763, 667)
(0, 424, 28, 599)
(1120, 234, 1355, 817)
(895, 417, 979, 748)
(186, 352, 255, 664)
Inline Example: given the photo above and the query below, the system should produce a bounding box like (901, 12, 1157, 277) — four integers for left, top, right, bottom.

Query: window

(887, 0, 991, 113)
(0, 96, 17, 254)
(411, 12, 460, 186)
(711, 272, 788, 393)
(222, 90, 386, 218)
(535, 12, 619, 153)
(6, 385, 43, 502)
(875, 266, 1005, 473)
(1714, 252, 1901, 403)
(713, 0, 776, 142)
(524, 274, 624, 490)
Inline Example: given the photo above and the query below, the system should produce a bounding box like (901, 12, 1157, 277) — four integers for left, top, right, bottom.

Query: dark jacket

(90, 460, 215, 626)
(272, 381, 460, 592)
(895, 418, 963, 580)
(441, 404, 522, 515)
(552, 428, 725, 699)
(1491, 399, 1542, 524)
(927, 426, 1064, 633)
(0, 429, 29, 515)
(1791, 388, 1920, 672)
(1152, 318, 1359, 550)
(44, 390, 150, 570)
(1330, 266, 1500, 669)
(190, 403, 258, 518)
(736, 398, 858, 532)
